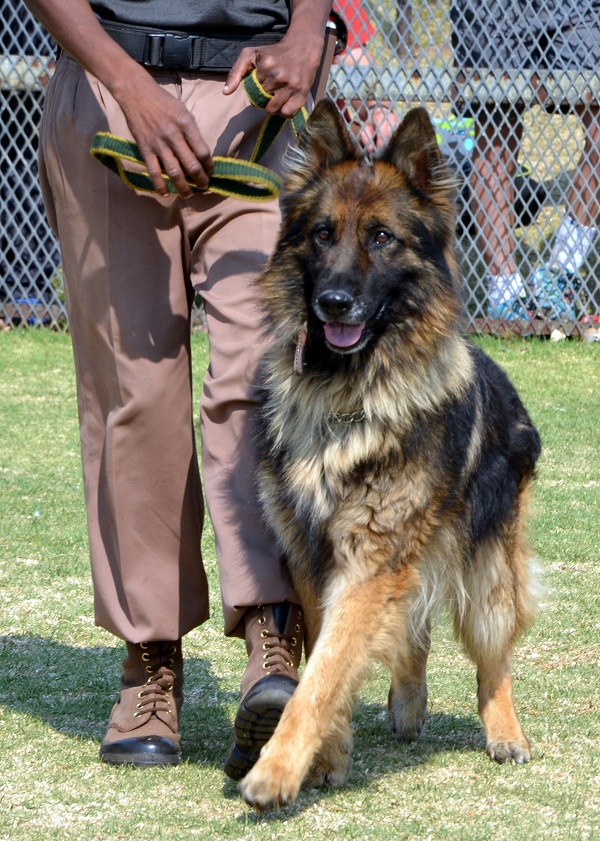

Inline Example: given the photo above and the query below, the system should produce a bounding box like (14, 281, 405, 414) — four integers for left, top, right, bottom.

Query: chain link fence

(2, 1, 599, 336)
(1, 1, 62, 328)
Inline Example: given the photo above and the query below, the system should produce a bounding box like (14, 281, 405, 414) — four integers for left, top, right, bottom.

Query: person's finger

(224, 47, 257, 94)
(142, 150, 171, 196)
(158, 153, 194, 198)
(265, 88, 306, 118)
(180, 135, 214, 187)
(182, 156, 211, 189)
(139, 133, 213, 197)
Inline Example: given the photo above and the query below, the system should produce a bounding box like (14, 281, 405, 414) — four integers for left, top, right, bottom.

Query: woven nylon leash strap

(89, 70, 308, 202)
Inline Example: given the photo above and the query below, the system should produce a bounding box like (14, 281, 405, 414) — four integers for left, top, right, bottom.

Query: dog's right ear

(285, 98, 359, 190)
(380, 107, 447, 198)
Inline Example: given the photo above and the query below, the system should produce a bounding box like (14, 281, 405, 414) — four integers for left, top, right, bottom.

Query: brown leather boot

(100, 640, 183, 767)
(224, 602, 303, 781)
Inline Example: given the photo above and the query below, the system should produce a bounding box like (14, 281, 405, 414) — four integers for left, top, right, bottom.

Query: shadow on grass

(0, 634, 232, 768)
(0, 634, 487, 812)
(223, 697, 487, 820)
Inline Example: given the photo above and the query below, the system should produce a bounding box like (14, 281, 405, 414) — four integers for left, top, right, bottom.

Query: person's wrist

(100, 52, 153, 102)
(284, 22, 326, 54)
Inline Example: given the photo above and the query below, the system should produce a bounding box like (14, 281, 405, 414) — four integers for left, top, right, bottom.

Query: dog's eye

(315, 226, 332, 243)
(373, 230, 392, 246)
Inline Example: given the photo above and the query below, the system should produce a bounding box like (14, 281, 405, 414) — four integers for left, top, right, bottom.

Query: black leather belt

(99, 20, 284, 72)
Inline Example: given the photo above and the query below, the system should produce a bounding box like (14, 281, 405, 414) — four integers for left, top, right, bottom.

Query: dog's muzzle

(314, 289, 367, 351)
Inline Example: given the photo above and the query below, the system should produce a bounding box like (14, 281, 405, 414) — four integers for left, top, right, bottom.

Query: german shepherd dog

(240, 100, 541, 810)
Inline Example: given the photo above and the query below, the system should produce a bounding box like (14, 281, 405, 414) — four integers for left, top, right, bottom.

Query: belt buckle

(144, 32, 199, 69)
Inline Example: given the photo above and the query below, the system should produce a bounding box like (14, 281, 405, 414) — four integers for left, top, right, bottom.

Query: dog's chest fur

(257, 338, 478, 587)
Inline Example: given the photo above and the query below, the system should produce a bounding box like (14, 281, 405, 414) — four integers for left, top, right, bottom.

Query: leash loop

(89, 70, 308, 202)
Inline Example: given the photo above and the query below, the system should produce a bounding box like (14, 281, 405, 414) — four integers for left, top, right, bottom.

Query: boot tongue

(324, 321, 365, 348)
(272, 602, 291, 635)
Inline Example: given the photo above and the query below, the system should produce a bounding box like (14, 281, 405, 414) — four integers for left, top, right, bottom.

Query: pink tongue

(324, 321, 366, 348)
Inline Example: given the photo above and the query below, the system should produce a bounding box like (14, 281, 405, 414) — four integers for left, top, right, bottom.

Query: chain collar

(327, 409, 366, 425)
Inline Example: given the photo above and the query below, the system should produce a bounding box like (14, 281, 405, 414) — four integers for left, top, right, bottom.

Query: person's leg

(528, 4, 600, 321)
(529, 102, 599, 321)
(334, 49, 400, 152)
(180, 75, 304, 779)
(554, 5, 600, 231)
(468, 105, 527, 317)
(176, 74, 300, 637)
(39, 57, 209, 765)
(191, 194, 305, 779)
(549, 102, 599, 270)
(193, 197, 299, 628)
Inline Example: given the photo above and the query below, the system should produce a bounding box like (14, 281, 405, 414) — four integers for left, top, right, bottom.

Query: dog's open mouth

(323, 321, 366, 349)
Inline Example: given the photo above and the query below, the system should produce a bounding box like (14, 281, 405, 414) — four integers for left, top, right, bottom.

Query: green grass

(0, 330, 598, 840)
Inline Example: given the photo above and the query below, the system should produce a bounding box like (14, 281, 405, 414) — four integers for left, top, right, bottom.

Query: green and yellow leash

(89, 70, 308, 202)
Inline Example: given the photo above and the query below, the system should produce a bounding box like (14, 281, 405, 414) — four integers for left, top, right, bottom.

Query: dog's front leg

(239, 567, 415, 811)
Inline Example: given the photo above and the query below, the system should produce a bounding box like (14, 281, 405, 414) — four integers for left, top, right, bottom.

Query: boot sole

(224, 675, 297, 781)
(100, 753, 180, 767)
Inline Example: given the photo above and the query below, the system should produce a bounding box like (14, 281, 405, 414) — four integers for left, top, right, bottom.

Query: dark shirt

(89, 0, 291, 35)
(451, 0, 600, 70)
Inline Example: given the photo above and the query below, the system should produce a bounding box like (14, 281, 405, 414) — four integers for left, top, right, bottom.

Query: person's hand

(224, 32, 324, 118)
(23, 0, 213, 198)
(114, 70, 214, 198)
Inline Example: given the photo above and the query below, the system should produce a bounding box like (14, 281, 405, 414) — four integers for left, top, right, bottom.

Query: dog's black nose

(316, 289, 354, 318)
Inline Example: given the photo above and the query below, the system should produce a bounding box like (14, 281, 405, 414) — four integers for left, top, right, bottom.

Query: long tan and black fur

(240, 100, 541, 810)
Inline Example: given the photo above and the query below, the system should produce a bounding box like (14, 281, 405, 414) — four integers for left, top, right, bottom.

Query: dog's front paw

(487, 738, 531, 765)
(239, 753, 303, 811)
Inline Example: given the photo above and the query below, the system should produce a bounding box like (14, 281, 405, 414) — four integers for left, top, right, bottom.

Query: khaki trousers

(39, 55, 297, 641)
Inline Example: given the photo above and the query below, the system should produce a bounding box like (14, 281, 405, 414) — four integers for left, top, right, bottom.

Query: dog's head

(261, 100, 463, 366)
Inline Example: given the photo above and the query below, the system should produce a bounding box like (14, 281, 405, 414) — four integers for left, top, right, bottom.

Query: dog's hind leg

(455, 531, 537, 764)
(239, 566, 416, 810)
(475, 659, 530, 764)
(387, 617, 430, 742)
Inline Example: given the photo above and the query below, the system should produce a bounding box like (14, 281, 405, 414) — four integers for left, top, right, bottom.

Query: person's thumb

(223, 48, 257, 94)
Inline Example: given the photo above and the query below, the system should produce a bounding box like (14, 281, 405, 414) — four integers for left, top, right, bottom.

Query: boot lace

(257, 605, 302, 675)
(134, 666, 175, 719)
(134, 642, 178, 720)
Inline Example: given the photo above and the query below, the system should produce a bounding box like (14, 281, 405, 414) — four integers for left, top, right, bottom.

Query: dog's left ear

(299, 98, 358, 168)
(285, 98, 359, 190)
(380, 107, 444, 195)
